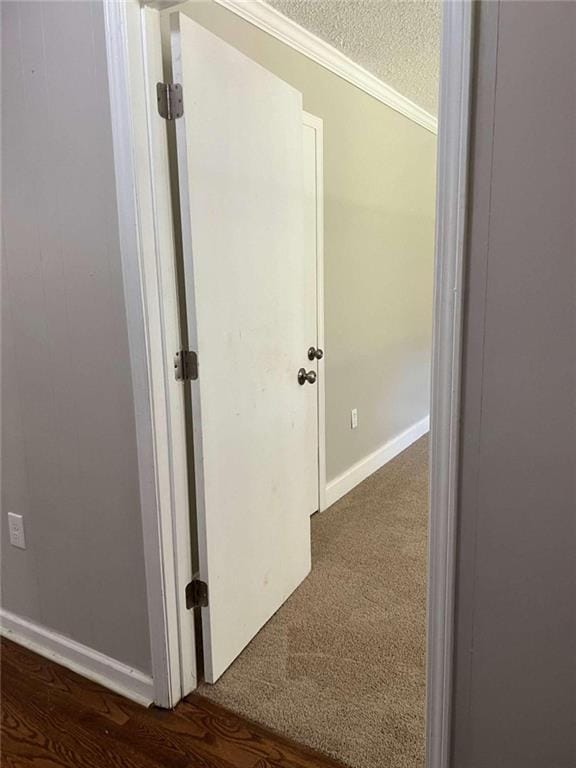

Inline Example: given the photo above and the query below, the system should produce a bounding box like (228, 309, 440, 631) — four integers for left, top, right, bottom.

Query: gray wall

(171, 1, 437, 482)
(453, 2, 575, 766)
(1, 1, 151, 673)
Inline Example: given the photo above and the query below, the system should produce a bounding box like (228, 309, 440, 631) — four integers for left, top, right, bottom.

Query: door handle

(308, 346, 324, 361)
(298, 368, 317, 385)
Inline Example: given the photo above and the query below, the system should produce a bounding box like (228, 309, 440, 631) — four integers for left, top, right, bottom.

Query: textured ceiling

(264, 0, 441, 115)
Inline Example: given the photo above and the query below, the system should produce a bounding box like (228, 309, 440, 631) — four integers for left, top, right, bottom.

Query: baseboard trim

(325, 415, 430, 508)
(213, 0, 437, 134)
(0, 608, 154, 707)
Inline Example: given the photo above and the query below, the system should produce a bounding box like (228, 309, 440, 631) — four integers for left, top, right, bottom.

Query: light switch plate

(351, 408, 358, 429)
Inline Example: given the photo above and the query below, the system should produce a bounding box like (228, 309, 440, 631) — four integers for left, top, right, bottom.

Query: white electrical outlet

(351, 408, 358, 429)
(8, 513, 26, 549)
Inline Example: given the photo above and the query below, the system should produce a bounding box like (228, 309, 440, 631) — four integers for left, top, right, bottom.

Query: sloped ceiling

(264, 0, 441, 115)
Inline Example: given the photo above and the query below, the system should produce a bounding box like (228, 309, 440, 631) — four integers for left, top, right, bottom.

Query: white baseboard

(325, 415, 430, 508)
(0, 608, 154, 707)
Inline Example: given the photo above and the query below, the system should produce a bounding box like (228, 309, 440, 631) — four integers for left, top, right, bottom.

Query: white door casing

(302, 112, 326, 514)
(171, 12, 316, 683)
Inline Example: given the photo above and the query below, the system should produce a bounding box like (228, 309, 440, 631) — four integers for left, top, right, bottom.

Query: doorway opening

(128, 1, 470, 767)
(165, 3, 438, 765)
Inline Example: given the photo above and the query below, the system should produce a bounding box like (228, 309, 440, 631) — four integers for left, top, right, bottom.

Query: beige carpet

(199, 436, 428, 768)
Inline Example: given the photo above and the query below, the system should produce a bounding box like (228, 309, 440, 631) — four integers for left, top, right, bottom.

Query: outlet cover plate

(8, 513, 26, 549)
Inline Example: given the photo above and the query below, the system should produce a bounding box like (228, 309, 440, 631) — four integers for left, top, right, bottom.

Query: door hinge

(186, 579, 208, 609)
(156, 82, 183, 120)
(174, 350, 198, 381)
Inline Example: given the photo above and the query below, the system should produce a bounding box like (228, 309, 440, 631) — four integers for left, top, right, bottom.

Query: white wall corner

(214, 0, 438, 134)
(325, 415, 430, 508)
(0, 609, 154, 707)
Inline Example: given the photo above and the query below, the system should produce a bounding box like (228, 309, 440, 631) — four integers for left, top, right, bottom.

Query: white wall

(1, 0, 151, 674)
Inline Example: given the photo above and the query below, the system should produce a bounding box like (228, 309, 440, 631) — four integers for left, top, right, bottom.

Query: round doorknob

(308, 346, 324, 361)
(298, 368, 317, 385)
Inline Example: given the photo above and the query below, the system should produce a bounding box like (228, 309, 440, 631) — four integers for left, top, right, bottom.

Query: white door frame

(105, 3, 474, 767)
(104, 0, 197, 708)
(426, 4, 473, 768)
(302, 111, 327, 514)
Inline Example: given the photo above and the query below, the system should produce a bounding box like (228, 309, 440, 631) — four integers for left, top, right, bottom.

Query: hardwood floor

(0, 638, 345, 768)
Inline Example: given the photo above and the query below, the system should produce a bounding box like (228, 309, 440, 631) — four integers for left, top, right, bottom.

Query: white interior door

(171, 13, 317, 683)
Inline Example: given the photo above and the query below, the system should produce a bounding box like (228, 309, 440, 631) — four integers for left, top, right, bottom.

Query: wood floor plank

(1, 656, 224, 768)
(1, 676, 160, 768)
(179, 695, 346, 768)
(0, 638, 346, 768)
(2, 638, 133, 725)
(129, 696, 339, 768)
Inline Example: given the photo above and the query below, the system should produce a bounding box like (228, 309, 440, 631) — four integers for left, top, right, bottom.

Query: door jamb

(104, 0, 196, 708)
(426, 3, 473, 768)
(111, 4, 475, 765)
(302, 111, 327, 514)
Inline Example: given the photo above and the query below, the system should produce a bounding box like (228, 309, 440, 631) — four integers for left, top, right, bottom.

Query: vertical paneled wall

(454, 2, 576, 765)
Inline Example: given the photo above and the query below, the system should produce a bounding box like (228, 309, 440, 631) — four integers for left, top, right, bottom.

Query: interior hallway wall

(1, 0, 151, 673)
(169, 1, 438, 483)
(453, 2, 576, 766)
